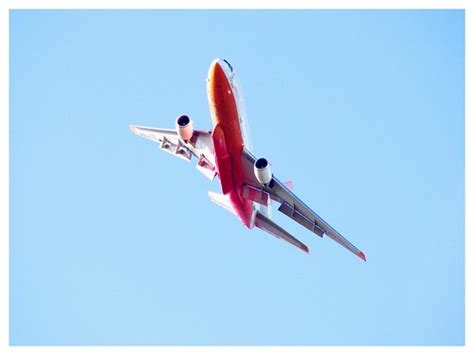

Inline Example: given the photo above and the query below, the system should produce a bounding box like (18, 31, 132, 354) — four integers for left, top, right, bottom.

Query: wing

(129, 124, 217, 180)
(241, 150, 366, 261)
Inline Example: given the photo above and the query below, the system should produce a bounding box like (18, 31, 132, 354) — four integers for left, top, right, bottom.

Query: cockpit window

(223, 59, 233, 72)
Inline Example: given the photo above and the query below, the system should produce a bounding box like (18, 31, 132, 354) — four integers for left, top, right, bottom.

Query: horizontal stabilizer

(255, 212, 309, 253)
(208, 191, 235, 215)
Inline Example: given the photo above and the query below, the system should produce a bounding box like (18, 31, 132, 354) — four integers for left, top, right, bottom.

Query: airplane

(129, 59, 366, 261)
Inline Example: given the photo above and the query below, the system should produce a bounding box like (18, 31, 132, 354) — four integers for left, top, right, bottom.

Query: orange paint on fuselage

(208, 61, 254, 228)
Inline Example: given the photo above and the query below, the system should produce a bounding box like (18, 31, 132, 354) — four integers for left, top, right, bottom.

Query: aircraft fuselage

(207, 60, 254, 228)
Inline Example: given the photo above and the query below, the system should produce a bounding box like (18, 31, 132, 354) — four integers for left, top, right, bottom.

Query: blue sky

(9, 10, 464, 345)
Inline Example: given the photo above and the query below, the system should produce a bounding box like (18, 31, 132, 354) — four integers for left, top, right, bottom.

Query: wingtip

(129, 125, 136, 134)
(358, 251, 366, 262)
(302, 244, 310, 254)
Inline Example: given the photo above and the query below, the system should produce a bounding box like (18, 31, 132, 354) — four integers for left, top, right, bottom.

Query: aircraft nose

(209, 58, 233, 79)
(209, 59, 220, 77)
(208, 59, 226, 84)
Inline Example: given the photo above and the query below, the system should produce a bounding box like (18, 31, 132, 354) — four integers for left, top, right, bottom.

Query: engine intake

(176, 114, 194, 141)
(254, 158, 272, 185)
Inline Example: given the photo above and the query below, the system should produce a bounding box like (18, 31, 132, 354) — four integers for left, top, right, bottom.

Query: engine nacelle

(254, 158, 272, 185)
(175, 114, 194, 141)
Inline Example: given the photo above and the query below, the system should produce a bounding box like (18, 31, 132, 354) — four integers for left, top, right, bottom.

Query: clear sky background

(9, 10, 464, 345)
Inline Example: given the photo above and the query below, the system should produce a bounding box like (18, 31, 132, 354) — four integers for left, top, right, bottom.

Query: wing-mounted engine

(254, 158, 272, 185)
(175, 114, 194, 142)
(251, 157, 274, 218)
